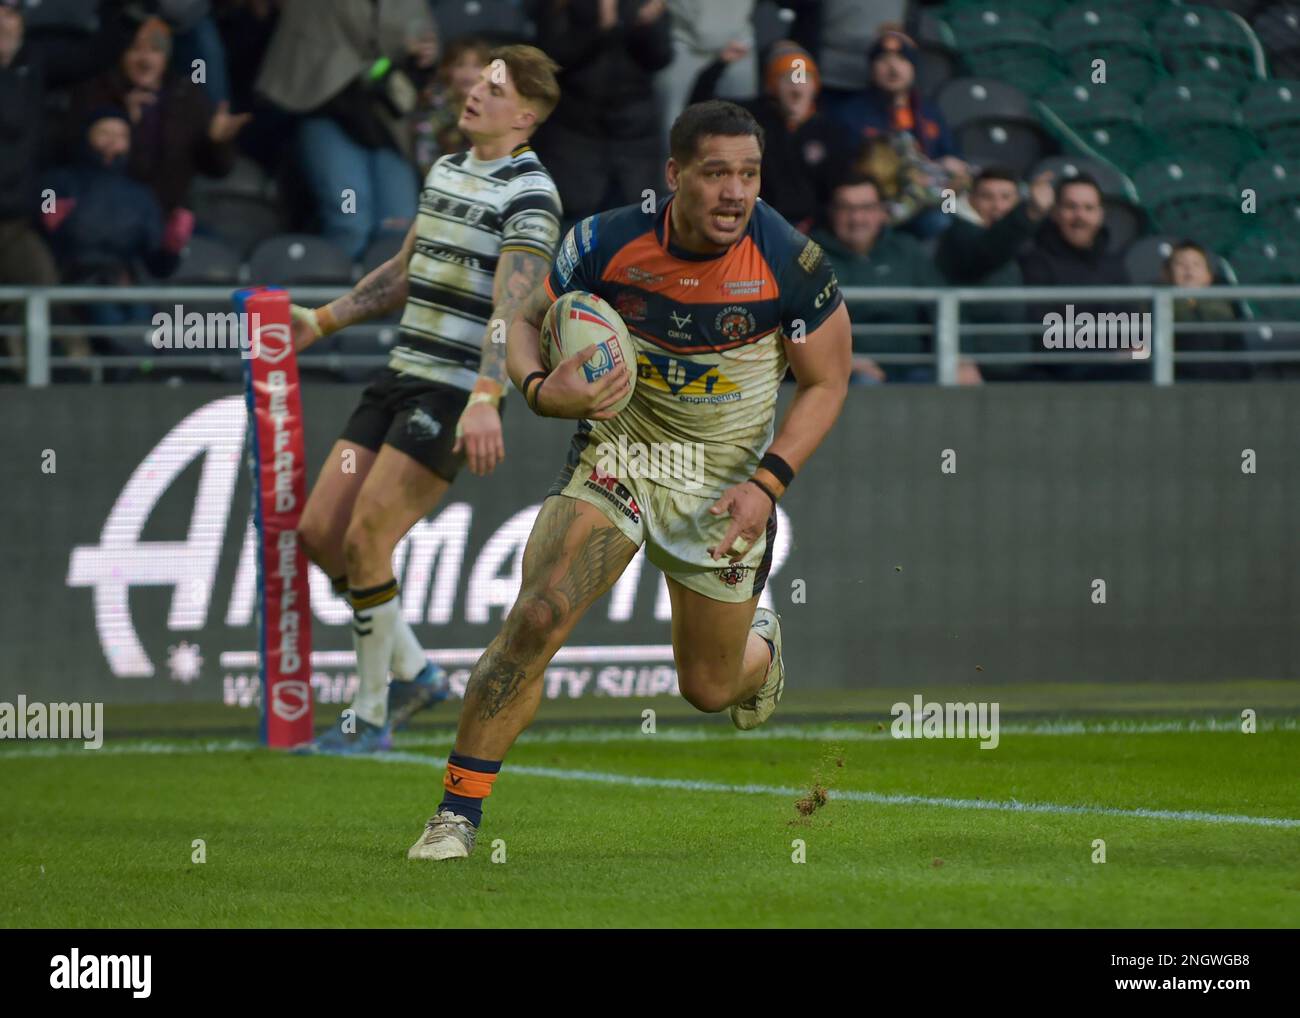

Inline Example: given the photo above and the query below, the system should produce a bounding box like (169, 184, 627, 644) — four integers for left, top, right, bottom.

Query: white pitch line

(1, 736, 1297, 830)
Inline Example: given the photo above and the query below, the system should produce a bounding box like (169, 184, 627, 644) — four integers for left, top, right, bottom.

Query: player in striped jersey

(285, 46, 573, 754)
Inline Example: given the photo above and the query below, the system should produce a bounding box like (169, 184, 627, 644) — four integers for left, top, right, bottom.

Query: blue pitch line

(2, 738, 1298, 830)
(370, 751, 1300, 831)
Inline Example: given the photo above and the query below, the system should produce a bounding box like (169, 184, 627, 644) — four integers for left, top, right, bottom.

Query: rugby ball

(540, 291, 636, 415)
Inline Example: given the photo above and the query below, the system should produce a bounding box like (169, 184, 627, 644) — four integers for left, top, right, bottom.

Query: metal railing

(1, 284, 1298, 387)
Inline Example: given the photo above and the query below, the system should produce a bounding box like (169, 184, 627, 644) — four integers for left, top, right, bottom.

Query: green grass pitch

(1, 683, 1297, 928)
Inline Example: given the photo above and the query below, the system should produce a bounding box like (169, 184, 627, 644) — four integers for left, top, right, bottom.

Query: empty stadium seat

(1236, 157, 1300, 227)
(359, 233, 406, 276)
(1143, 79, 1260, 175)
(936, 77, 1037, 130)
(1134, 157, 1246, 252)
(1154, 5, 1269, 86)
(1125, 235, 1180, 284)
(1030, 154, 1136, 201)
(1036, 82, 1155, 172)
(247, 235, 355, 286)
(1050, 7, 1164, 97)
(20, 0, 99, 31)
(190, 192, 287, 260)
(941, 0, 1070, 21)
(1063, 0, 1172, 25)
(1227, 231, 1300, 321)
(945, 7, 1065, 96)
(957, 121, 1051, 177)
(1242, 79, 1300, 159)
(168, 236, 244, 286)
(1252, 4, 1300, 78)
(433, 0, 527, 43)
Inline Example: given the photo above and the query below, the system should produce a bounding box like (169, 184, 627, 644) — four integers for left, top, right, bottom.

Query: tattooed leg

(453, 496, 638, 759)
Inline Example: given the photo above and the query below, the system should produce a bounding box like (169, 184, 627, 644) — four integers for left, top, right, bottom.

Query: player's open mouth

(711, 211, 742, 231)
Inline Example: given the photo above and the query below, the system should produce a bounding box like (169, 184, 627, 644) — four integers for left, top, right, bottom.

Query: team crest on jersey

(718, 564, 750, 587)
(636, 351, 740, 403)
(714, 305, 758, 341)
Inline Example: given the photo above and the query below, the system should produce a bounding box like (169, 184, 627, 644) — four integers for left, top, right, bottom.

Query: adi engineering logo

(637, 351, 740, 404)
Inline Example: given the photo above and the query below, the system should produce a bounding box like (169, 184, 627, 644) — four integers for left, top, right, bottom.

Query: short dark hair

(831, 168, 883, 201)
(1166, 239, 1213, 269)
(1055, 173, 1103, 202)
(974, 167, 1019, 189)
(669, 100, 765, 165)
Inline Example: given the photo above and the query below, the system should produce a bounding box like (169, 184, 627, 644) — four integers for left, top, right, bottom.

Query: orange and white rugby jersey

(543, 197, 843, 497)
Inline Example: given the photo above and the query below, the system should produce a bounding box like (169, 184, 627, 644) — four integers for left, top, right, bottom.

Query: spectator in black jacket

(1019, 175, 1141, 381)
(532, 0, 672, 224)
(0, 0, 139, 377)
(691, 41, 848, 233)
(938, 166, 1053, 380)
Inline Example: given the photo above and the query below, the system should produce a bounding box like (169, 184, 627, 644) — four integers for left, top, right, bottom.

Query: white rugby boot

(730, 607, 784, 731)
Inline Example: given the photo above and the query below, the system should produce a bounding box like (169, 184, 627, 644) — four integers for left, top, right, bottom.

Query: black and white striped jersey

(391, 143, 562, 389)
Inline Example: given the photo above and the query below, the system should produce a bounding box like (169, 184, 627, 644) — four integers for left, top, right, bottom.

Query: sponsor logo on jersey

(714, 304, 758, 342)
(555, 230, 579, 286)
(578, 215, 599, 255)
(723, 278, 766, 297)
(668, 310, 693, 340)
(636, 351, 741, 403)
(614, 291, 648, 322)
(464, 203, 488, 226)
(797, 238, 825, 274)
(584, 467, 642, 524)
(814, 274, 839, 309)
(625, 266, 663, 285)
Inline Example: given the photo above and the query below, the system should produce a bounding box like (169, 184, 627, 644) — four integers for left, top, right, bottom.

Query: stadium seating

(1252, 4, 1300, 78)
(916, 12, 959, 98)
(247, 235, 355, 287)
(1142, 79, 1260, 176)
(1049, 7, 1165, 98)
(434, 0, 530, 43)
(1227, 230, 1300, 325)
(168, 236, 245, 287)
(1154, 5, 1269, 86)
(1036, 82, 1155, 173)
(20, 0, 99, 32)
(945, 7, 1065, 96)
(1242, 79, 1300, 158)
(1236, 156, 1300, 227)
(936, 76, 1054, 175)
(1133, 156, 1246, 253)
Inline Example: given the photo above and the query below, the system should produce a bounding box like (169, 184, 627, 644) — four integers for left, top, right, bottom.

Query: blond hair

(488, 44, 561, 127)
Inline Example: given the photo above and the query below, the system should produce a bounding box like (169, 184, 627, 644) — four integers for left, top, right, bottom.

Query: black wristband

(521, 371, 547, 413)
(759, 452, 795, 488)
(747, 477, 778, 507)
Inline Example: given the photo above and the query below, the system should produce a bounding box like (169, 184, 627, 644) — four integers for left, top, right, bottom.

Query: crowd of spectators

(0, 0, 1277, 382)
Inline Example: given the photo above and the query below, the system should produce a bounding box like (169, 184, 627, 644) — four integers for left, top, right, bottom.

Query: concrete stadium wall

(3, 383, 1298, 705)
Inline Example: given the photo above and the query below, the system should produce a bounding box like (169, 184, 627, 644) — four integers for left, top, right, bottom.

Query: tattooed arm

(451, 247, 552, 476)
(289, 220, 418, 352)
(475, 248, 552, 396)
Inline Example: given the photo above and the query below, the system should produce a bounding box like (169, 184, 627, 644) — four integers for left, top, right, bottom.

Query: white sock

(390, 613, 428, 681)
(351, 586, 400, 728)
